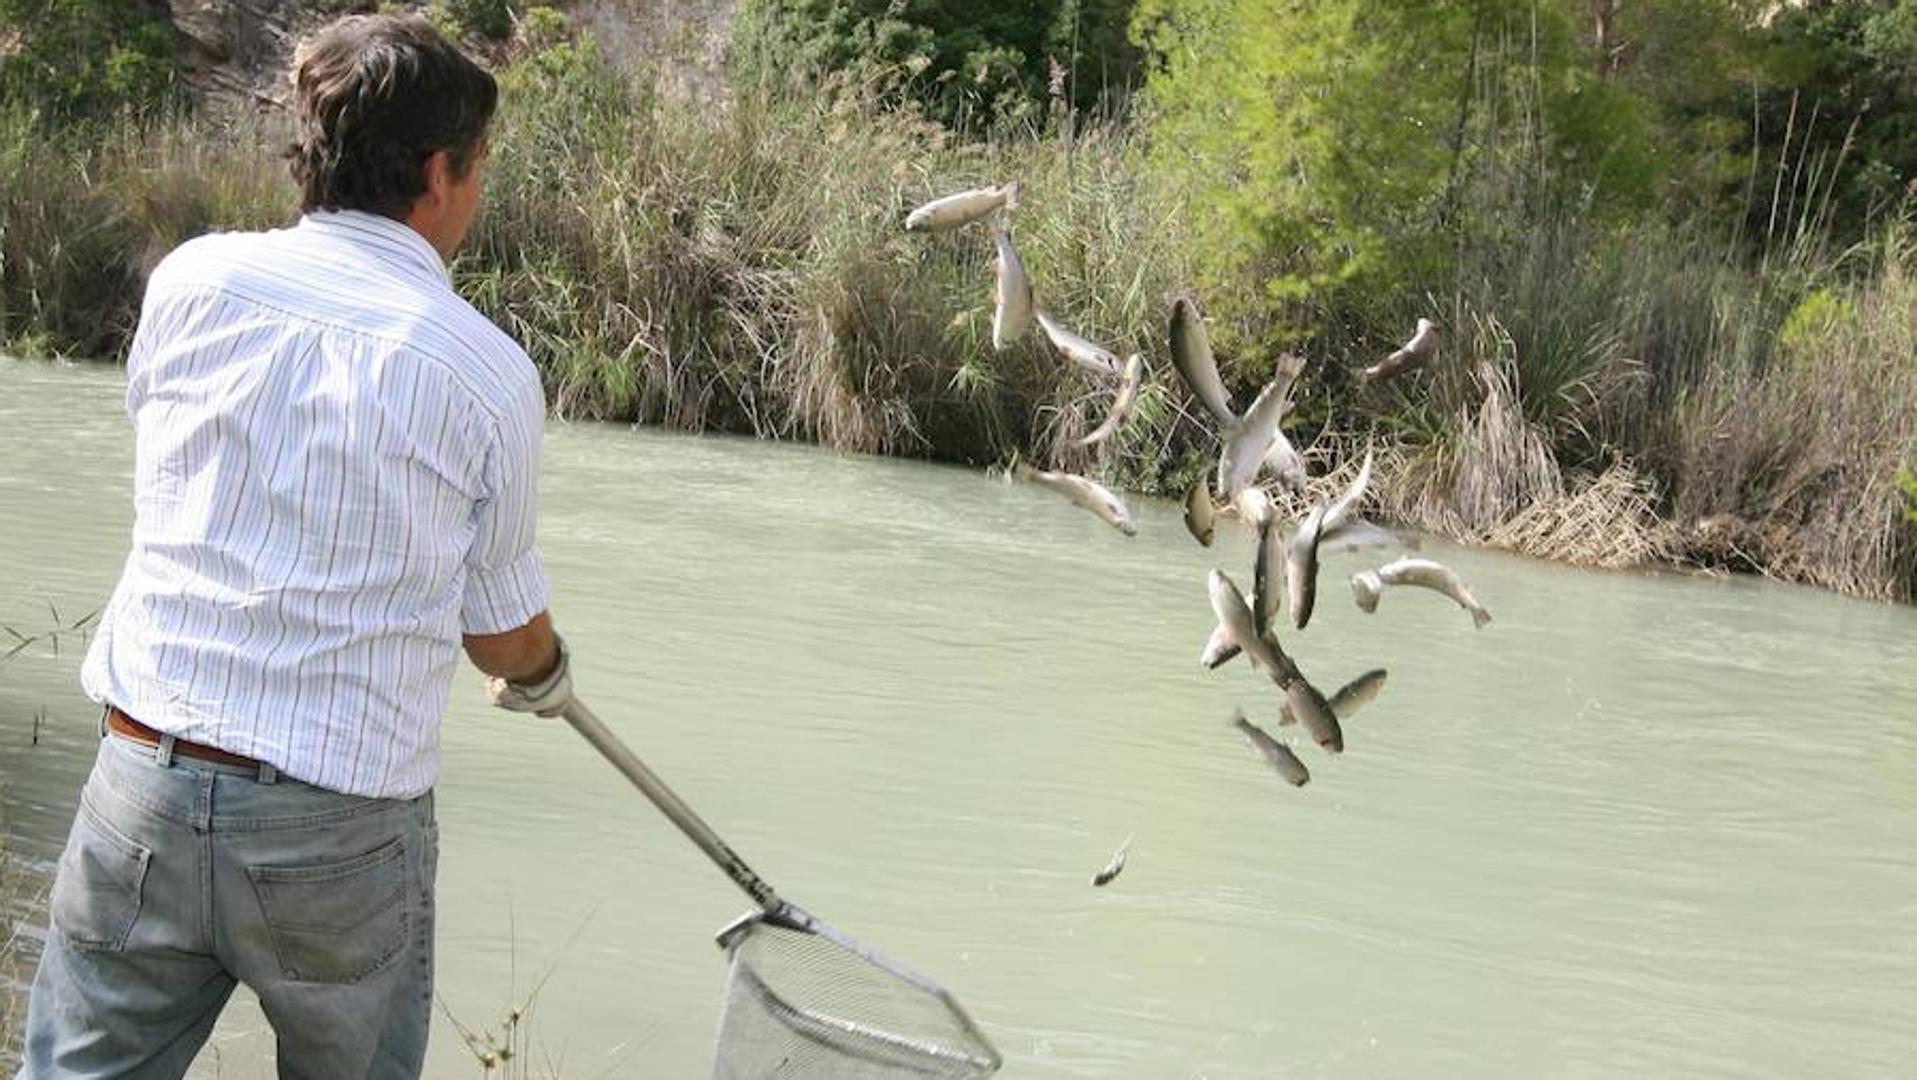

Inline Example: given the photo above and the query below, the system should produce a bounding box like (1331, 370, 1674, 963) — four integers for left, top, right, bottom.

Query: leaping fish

(1351, 557, 1491, 628)
(1263, 429, 1308, 493)
(1282, 668, 1386, 726)
(1216, 369, 1297, 500)
(1252, 496, 1285, 637)
(1036, 310, 1122, 378)
(904, 181, 1020, 232)
(1092, 834, 1132, 886)
(1206, 570, 1343, 752)
(1169, 297, 1235, 426)
(1079, 353, 1146, 446)
(1285, 503, 1329, 631)
(1231, 710, 1309, 787)
(991, 229, 1035, 351)
(1015, 463, 1136, 536)
(1169, 299, 1308, 500)
(1286, 452, 1374, 631)
(1362, 318, 1438, 383)
(1183, 479, 1216, 547)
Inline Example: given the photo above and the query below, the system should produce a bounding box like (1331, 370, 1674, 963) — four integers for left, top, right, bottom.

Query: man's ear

(418, 149, 453, 211)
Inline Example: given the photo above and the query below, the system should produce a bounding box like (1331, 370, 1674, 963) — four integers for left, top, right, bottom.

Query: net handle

(562, 697, 783, 913)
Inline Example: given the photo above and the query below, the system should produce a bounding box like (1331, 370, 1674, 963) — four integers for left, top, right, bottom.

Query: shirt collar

(297, 209, 451, 285)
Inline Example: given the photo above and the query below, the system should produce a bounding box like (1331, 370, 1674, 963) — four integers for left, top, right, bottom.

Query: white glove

(486, 635, 573, 717)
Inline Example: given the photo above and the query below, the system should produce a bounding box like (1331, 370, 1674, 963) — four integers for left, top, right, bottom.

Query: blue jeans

(17, 731, 438, 1079)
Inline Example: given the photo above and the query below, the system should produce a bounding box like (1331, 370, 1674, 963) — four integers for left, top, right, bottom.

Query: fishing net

(711, 908, 1001, 1079)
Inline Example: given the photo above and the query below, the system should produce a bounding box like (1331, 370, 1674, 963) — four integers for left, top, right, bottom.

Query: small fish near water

(1036, 310, 1123, 379)
(1169, 296, 1236, 427)
(1079, 353, 1146, 446)
(1092, 835, 1132, 886)
(1351, 557, 1492, 628)
(991, 228, 1036, 351)
(1281, 668, 1386, 727)
(1232, 709, 1309, 787)
(904, 181, 1021, 232)
(1205, 570, 1344, 752)
(1362, 318, 1439, 383)
(1183, 479, 1216, 547)
(1014, 463, 1136, 536)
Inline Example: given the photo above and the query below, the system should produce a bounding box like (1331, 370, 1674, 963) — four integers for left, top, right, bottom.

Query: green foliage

(1778, 287, 1857, 358)
(0, 0, 178, 124)
(1133, 0, 1659, 347)
(446, 0, 513, 40)
(1753, 1, 1917, 242)
(519, 5, 570, 49)
(1899, 467, 1917, 524)
(732, 0, 1141, 128)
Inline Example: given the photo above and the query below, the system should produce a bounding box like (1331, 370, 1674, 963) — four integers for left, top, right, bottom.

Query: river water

(3, 357, 1916, 1078)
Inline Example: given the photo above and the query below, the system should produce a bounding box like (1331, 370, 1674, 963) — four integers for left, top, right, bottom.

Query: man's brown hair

(287, 15, 498, 218)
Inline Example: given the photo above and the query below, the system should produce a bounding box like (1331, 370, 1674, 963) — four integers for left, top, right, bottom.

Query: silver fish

(1092, 834, 1131, 886)
(1183, 479, 1216, 546)
(904, 180, 1020, 232)
(992, 229, 1035, 351)
(1232, 709, 1309, 787)
(1252, 502, 1285, 637)
(1362, 317, 1438, 382)
(1280, 662, 1343, 753)
(1285, 503, 1328, 631)
(1199, 617, 1240, 669)
(1169, 297, 1235, 426)
(1217, 373, 1295, 499)
(1282, 668, 1386, 726)
(1036, 310, 1122, 378)
(1206, 571, 1344, 752)
(1016, 463, 1136, 536)
(1321, 449, 1374, 533)
(1207, 570, 1287, 684)
(1079, 353, 1145, 446)
(1263, 429, 1308, 492)
(1351, 557, 1491, 628)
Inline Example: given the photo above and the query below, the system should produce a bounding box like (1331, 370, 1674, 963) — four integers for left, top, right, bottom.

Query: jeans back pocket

(247, 835, 409, 985)
(50, 798, 153, 951)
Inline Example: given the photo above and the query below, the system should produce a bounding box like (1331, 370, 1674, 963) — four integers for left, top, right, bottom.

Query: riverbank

(3, 30, 1914, 601)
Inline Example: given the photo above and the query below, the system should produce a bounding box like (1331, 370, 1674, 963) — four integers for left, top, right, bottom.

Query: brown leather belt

(106, 706, 264, 769)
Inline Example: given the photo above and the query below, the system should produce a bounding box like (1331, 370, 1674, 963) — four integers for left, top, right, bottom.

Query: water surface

(4, 359, 1916, 1077)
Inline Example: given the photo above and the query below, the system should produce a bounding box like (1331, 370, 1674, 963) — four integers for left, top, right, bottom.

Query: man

(18, 15, 572, 1078)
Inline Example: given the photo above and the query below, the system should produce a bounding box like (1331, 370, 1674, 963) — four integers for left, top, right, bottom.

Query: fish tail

(1001, 180, 1021, 211)
(1471, 605, 1492, 630)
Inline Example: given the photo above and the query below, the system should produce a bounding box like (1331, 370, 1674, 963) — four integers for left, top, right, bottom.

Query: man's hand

(465, 611, 573, 717)
(485, 634, 573, 717)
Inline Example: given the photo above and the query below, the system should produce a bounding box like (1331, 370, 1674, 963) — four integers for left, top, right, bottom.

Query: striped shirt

(80, 210, 550, 799)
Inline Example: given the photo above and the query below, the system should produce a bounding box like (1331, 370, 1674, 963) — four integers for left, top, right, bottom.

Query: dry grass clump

(1481, 465, 1679, 568)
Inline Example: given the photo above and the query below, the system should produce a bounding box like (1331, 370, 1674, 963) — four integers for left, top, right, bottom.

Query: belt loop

(154, 733, 177, 768)
(257, 760, 278, 785)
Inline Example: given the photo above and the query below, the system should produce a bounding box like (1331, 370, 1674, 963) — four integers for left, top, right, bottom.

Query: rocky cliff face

(162, 0, 737, 113)
(167, 0, 313, 109)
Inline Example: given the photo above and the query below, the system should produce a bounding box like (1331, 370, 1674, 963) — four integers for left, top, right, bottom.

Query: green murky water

(4, 358, 1916, 1077)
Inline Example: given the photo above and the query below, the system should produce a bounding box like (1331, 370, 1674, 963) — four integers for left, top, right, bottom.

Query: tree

(732, 0, 1142, 129)
(1133, 0, 1656, 325)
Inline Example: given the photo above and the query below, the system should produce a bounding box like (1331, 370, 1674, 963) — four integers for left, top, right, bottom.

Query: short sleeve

(460, 369, 550, 634)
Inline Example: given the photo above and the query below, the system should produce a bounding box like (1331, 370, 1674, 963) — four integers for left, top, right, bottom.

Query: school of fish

(902, 180, 1494, 887)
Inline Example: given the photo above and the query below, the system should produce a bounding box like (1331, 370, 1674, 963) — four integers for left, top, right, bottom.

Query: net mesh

(711, 909, 1000, 1079)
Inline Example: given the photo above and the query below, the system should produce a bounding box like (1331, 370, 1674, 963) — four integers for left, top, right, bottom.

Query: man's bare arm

(463, 610, 560, 683)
